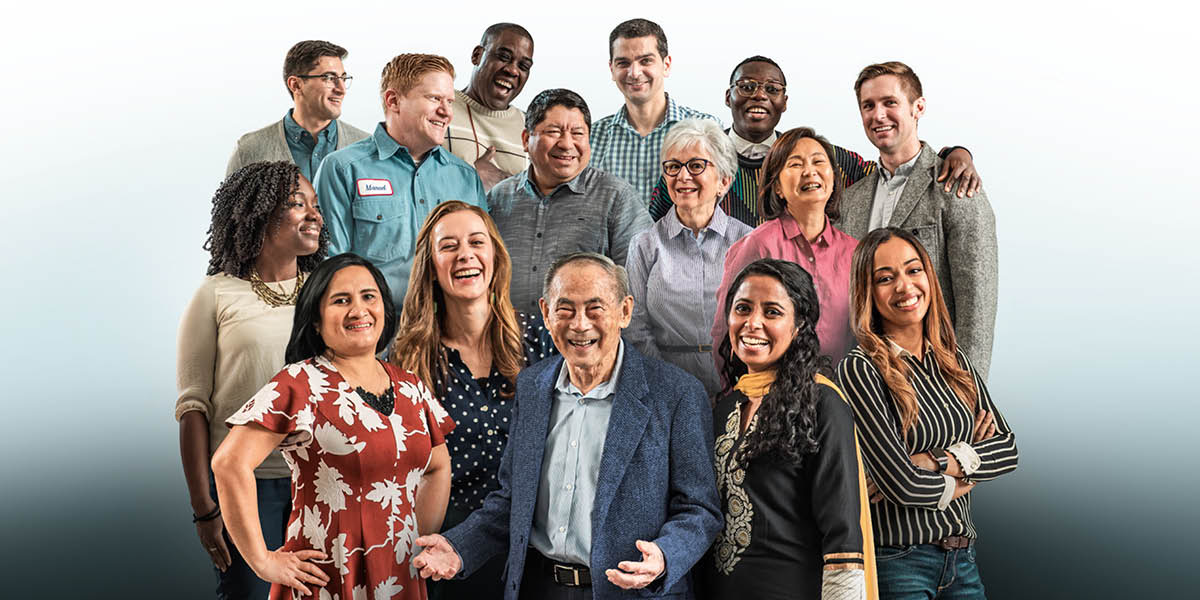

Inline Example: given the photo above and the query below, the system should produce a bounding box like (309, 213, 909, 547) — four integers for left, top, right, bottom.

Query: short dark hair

(285, 253, 397, 363)
(480, 22, 533, 47)
(283, 40, 347, 98)
(524, 88, 591, 132)
(608, 18, 667, 59)
(759, 127, 843, 222)
(729, 55, 787, 85)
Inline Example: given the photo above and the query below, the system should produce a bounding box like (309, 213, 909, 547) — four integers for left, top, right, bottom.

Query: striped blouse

(836, 345, 1018, 547)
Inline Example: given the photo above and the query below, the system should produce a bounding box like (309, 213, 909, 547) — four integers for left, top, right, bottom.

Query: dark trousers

(428, 505, 508, 600)
(518, 550, 593, 600)
(208, 476, 291, 600)
(875, 541, 987, 599)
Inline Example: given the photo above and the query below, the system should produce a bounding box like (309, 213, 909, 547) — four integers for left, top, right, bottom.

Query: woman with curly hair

(701, 258, 874, 600)
(837, 228, 1017, 600)
(175, 161, 325, 599)
(390, 200, 553, 599)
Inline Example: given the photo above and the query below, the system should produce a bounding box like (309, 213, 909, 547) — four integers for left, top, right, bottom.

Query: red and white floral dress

(227, 356, 454, 600)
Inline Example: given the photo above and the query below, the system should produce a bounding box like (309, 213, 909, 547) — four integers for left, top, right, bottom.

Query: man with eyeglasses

(708, 55, 983, 228)
(226, 40, 369, 181)
(442, 23, 535, 191)
(590, 18, 718, 212)
(487, 89, 651, 314)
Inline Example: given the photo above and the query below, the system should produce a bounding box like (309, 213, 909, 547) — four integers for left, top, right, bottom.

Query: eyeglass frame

(662, 158, 713, 178)
(295, 73, 354, 89)
(729, 79, 786, 98)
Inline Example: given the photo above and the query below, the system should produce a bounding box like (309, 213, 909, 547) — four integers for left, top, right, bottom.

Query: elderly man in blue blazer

(414, 252, 722, 599)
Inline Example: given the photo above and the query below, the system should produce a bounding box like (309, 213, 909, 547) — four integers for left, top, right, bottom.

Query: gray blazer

(840, 143, 998, 378)
(225, 117, 369, 177)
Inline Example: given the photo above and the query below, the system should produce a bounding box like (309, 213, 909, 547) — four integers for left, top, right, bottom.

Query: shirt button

(536, 232, 542, 238)
(419, 198, 425, 204)
(570, 440, 578, 448)
(559, 526, 566, 533)
(578, 399, 585, 405)
(532, 266, 537, 272)
(808, 256, 814, 263)
(481, 405, 489, 412)
(565, 483, 573, 490)
(376, 214, 383, 221)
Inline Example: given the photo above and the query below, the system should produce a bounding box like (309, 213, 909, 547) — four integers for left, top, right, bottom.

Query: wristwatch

(929, 448, 950, 473)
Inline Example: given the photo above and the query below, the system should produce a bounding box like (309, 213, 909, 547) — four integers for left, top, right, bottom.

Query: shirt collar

(284, 109, 335, 144)
(779, 212, 833, 246)
(887, 338, 930, 359)
(554, 340, 625, 400)
(616, 93, 682, 133)
(728, 129, 777, 159)
(664, 204, 731, 239)
(372, 122, 446, 164)
(519, 166, 588, 198)
(878, 150, 921, 182)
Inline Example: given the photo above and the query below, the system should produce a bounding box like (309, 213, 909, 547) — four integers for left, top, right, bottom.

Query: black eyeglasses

(662, 158, 712, 177)
(296, 73, 354, 89)
(730, 79, 785, 98)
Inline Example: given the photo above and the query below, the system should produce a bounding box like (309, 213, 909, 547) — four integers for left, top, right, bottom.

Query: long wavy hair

(849, 228, 978, 436)
(285, 253, 397, 363)
(758, 127, 842, 223)
(390, 201, 524, 397)
(204, 161, 328, 277)
(718, 259, 831, 467)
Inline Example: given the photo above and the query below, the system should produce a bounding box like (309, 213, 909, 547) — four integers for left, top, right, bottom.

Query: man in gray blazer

(840, 61, 998, 378)
(225, 40, 368, 180)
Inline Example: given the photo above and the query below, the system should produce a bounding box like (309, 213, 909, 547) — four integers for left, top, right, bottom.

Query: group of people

(175, 17, 1018, 600)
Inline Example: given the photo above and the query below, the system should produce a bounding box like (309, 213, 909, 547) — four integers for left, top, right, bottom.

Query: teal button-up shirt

(314, 123, 487, 308)
(283, 109, 339, 182)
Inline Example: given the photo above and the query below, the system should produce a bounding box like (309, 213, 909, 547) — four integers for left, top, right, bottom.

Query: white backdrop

(1, 0, 1195, 596)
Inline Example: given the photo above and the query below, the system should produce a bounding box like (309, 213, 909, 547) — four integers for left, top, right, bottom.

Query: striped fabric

(649, 135, 877, 226)
(590, 94, 718, 209)
(836, 346, 1019, 548)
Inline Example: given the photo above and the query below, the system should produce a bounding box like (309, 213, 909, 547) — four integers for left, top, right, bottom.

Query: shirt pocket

(351, 198, 411, 263)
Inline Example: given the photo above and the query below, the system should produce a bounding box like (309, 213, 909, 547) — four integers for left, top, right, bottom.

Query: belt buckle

(553, 564, 580, 587)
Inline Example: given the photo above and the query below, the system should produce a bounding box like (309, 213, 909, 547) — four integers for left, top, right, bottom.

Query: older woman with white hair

(625, 118, 755, 397)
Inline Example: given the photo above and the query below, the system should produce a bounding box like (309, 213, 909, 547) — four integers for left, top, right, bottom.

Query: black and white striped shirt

(837, 345, 1018, 547)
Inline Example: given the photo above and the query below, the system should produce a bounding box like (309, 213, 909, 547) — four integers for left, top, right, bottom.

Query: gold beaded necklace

(249, 268, 305, 307)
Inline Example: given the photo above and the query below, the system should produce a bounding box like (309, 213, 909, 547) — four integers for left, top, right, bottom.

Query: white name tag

(356, 179, 394, 196)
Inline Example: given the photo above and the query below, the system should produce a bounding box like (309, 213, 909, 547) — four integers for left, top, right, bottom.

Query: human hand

(973, 410, 997, 443)
(412, 534, 462, 580)
(605, 540, 664, 590)
(950, 478, 976, 501)
(194, 509, 232, 572)
(909, 451, 937, 472)
(474, 147, 512, 190)
(865, 475, 884, 504)
(937, 148, 982, 198)
(251, 548, 329, 596)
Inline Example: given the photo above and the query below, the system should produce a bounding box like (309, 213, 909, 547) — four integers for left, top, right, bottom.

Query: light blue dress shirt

(282, 109, 339, 183)
(530, 342, 625, 564)
(313, 123, 487, 308)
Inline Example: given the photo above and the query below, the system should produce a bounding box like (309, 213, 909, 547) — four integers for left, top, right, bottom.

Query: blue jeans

(875, 542, 986, 600)
(208, 476, 291, 600)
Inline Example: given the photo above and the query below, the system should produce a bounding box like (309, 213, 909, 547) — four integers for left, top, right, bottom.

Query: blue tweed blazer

(443, 343, 722, 599)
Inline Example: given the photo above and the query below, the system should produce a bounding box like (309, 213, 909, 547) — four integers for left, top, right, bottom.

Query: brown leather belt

(532, 551, 591, 587)
(934, 535, 972, 550)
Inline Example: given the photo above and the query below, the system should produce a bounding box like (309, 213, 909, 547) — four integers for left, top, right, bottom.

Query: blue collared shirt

(625, 206, 753, 397)
(589, 94, 718, 207)
(282, 109, 339, 182)
(313, 123, 487, 308)
(530, 341, 625, 564)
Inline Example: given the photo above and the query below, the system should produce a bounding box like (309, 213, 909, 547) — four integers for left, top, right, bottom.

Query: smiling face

(469, 29, 534, 110)
(291, 55, 346, 122)
(728, 274, 798, 373)
(663, 142, 729, 214)
(261, 175, 323, 260)
(858, 74, 924, 158)
(871, 236, 931, 337)
(523, 105, 590, 194)
(318, 265, 385, 359)
(609, 35, 671, 105)
(773, 137, 835, 214)
(726, 60, 787, 143)
(431, 210, 494, 303)
(540, 262, 633, 378)
(388, 69, 455, 157)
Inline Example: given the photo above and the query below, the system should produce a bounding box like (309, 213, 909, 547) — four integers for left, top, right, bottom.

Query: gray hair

(661, 118, 737, 181)
(542, 252, 630, 301)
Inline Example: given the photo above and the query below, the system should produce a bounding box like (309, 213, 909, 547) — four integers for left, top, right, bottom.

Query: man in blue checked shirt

(590, 18, 719, 211)
(314, 53, 487, 308)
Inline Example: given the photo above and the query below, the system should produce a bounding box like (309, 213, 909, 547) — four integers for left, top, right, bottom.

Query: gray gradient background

(3, 1, 1194, 597)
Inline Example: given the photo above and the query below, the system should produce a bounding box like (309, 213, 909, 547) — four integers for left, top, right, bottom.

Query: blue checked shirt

(589, 94, 719, 208)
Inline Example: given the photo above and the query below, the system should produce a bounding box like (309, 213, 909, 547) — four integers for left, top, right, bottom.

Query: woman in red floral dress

(214, 253, 454, 600)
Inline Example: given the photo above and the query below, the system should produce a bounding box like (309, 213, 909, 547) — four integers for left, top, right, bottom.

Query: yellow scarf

(733, 370, 777, 398)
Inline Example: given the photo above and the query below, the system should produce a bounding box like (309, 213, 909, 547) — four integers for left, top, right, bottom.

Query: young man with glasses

(709, 56, 983, 228)
(226, 40, 369, 181)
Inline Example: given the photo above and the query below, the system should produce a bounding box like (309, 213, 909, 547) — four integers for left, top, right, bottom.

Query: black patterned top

(434, 311, 555, 512)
